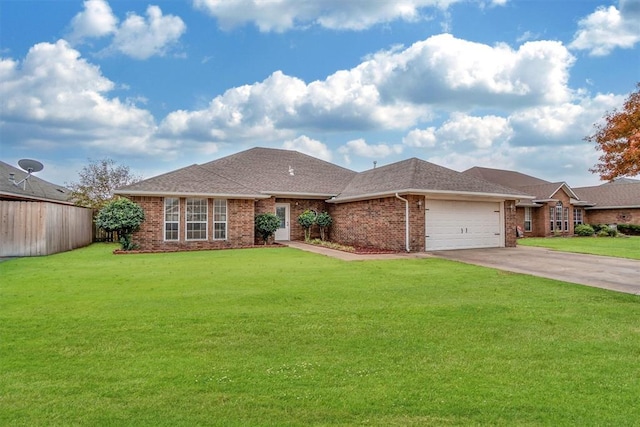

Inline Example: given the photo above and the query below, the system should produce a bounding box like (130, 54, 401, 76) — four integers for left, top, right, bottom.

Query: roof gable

(333, 158, 528, 202)
(200, 147, 356, 196)
(0, 160, 71, 204)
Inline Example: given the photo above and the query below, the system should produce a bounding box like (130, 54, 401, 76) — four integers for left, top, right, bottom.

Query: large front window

(164, 198, 179, 241)
(213, 199, 227, 240)
(550, 202, 567, 232)
(186, 198, 208, 240)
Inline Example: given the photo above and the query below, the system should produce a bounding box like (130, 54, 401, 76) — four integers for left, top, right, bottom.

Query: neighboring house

(115, 147, 531, 252)
(0, 160, 72, 204)
(1, 160, 93, 256)
(463, 167, 640, 237)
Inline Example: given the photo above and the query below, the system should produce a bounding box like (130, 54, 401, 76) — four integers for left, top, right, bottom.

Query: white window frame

(164, 197, 180, 241)
(563, 207, 569, 231)
(213, 199, 227, 240)
(524, 207, 532, 232)
(186, 198, 208, 241)
(573, 208, 583, 226)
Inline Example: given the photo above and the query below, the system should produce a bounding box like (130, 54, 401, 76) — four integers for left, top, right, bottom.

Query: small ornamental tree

(95, 198, 145, 251)
(297, 210, 316, 241)
(316, 211, 333, 241)
(255, 213, 280, 245)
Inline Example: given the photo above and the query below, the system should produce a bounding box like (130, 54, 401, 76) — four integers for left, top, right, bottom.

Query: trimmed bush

(617, 224, 640, 236)
(297, 210, 316, 241)
(574, 224, 595, 236)
(255, 213, 280, 244)
(316, 211, 333, 241)
(95, 198, 145, 250)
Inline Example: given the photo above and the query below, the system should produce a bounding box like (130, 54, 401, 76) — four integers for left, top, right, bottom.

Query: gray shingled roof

(331, 158, 530, 202)
(115, 163, 265, 198)
(463, 166, 549, 188)
(116, 148, 535, 201)
(199, 147, 357, 196)
(574, 182, 640, 209)
(517, 182, 578, 201)
(0, 160, 72, 204)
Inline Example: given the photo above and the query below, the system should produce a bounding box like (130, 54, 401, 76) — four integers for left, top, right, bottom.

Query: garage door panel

(425, 200, 502, 251)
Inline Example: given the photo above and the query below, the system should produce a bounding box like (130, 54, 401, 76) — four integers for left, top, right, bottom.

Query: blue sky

(1, 0, 639, 188)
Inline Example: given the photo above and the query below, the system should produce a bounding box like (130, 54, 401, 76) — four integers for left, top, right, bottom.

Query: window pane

(186, 198, 207, 240)
(213, 199, 227, 240)
(164, 198, 179, 241)
(214, 222, 226, 239)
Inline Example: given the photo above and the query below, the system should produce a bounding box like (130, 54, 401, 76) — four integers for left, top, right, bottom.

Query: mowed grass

(518, 236, 640, 259)
(1, 244, 639, 426)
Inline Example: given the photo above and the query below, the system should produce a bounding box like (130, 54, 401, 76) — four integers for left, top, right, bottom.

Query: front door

(274, 203, 290, 241)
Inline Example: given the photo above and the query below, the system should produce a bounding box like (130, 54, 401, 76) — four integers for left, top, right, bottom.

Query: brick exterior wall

(128, 195, 520, 252)
(129, 196, 255, 251)
(504, 200, 517, 247)
(585, 208, 640, 226)
(328, 195, 425, 252)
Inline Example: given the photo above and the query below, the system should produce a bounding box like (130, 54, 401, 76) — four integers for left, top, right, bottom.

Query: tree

(587, 82, 640, 181)
(297, 210, 316, 241)
(315, 211, 333, 241)
(255, 213, 280, 245)
(95, 198, 145, 251)
(68, 158, 142, 208)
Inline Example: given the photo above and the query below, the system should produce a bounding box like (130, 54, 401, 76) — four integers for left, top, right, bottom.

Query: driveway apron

(431, 246, 640, 295)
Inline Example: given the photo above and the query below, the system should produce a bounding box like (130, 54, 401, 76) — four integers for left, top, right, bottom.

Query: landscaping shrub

(255, 213, 280, 244)
(297, 210, 316, 241)
(574, 224, 595, 236)
(315, 211, 332, 241)
(617, 224, 640, 236)
(95, 198, 144, 250)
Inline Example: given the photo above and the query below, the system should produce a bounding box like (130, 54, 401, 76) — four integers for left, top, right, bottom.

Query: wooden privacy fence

(0, 201, 93, 257)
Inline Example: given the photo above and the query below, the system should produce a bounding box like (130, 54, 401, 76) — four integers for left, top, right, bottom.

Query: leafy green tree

(315, 211, 333, 241)
(68, 158, 142, 208)
(297, 210, 316, 241)
(95, 198, 145, 251)
(255, 213, 280, 245)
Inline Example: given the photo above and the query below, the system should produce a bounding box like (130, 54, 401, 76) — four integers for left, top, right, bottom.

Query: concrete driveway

(431, 246, 640, 295)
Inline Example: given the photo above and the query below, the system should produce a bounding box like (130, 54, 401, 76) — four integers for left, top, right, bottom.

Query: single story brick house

(115, 147, 532, 252)
(463, 167, 640, 237)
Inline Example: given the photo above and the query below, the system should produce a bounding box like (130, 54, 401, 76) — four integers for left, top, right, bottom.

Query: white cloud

(109, 5, 186, 60)
(193, 0, 468, 32)
(338, 138, 403, 164)
(403, 128, 437, 147)
(67, 1, 185, 60)
(0, 40, 160, 156)
(436, 113, 512, 148)
(68, 0, 117, 43)
(376, 34, 575, 107)
(569, 1, 640, 56)
(282, 136, 333, 161)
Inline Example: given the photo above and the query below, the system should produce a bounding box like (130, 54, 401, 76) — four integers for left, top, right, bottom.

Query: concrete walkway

(431, 246, 640, 295)
(283, 242, 640, 295)
(283, 241, 430, 261)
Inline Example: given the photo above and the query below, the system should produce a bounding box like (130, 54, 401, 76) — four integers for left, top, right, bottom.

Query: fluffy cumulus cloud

(193, 0, 468, 32)
(109, 6, 186, 59)
(569, 0, 640, 56)
(67, 0, 185, 59)
(427, 113, 512, 149)
(282, 136, 333, 162)
(159, 33, 577, 152)
(68, 0, 118, 43)
(338, 139, 403, 164)
(0, 40, 161, 155)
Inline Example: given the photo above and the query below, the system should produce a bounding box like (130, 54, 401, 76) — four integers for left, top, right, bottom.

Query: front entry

(274, 203, 290, 241)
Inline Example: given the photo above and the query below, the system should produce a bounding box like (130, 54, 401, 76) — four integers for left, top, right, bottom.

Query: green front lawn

(1, 244, 639, 426)
(518, 236, 640, 259)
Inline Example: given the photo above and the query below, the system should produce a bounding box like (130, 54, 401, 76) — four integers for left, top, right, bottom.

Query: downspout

(395, 193, 410, 252)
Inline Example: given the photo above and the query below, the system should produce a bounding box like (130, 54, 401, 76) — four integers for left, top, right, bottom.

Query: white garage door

(425, 200, 503, 251)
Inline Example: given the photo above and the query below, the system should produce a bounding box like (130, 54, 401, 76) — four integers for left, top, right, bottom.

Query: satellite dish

(9, 159, 44, 189)
(18, 159, 44, 173)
